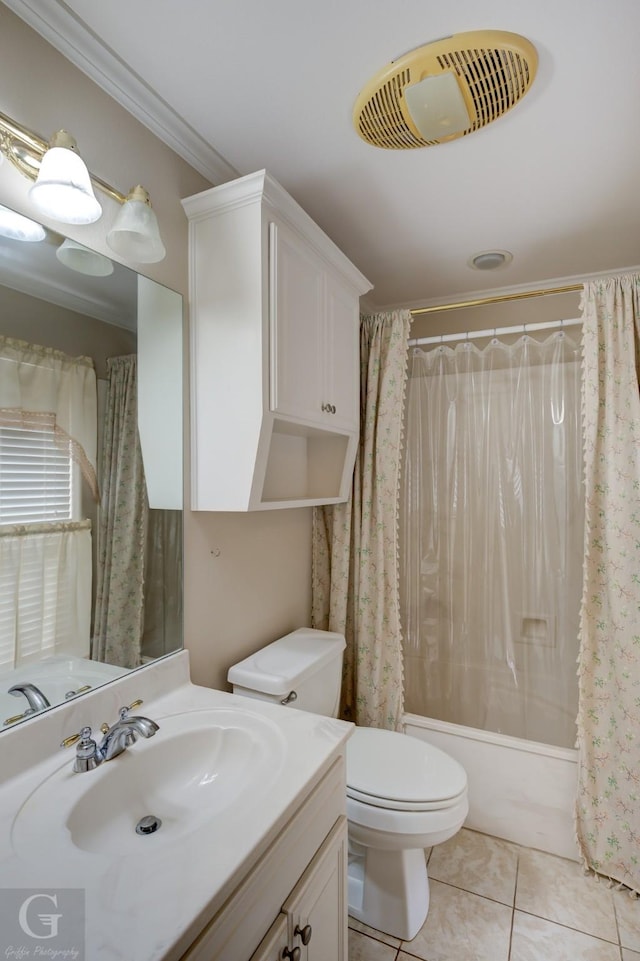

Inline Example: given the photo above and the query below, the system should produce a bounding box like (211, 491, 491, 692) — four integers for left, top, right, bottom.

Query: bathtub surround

(312, 309, 412, 730)
(576, 273, 640, 895)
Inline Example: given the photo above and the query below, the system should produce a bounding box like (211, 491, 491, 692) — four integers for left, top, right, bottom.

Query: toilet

(227, 628, 468, 941)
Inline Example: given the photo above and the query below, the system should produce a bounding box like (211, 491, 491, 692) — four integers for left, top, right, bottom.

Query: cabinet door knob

(282, 947, 301, 961)
(321, 402, 330, 412)
(330, 404, 336, 414)
(295, 923, 312, 945)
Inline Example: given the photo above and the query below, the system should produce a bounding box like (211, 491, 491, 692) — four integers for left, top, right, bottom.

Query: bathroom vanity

(0, 652, 352, 960)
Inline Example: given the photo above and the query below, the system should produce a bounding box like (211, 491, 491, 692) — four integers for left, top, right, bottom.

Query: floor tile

(348, 928, 398, 960)
(349, 916, 401, 948)
(510, 911, 620, 961)
(428, 827, 519, 905)
(399, 879, 512, 961)
(515, 847, 618, 943)
(614, 889, 640, 952)
(622, 950, 640, 961)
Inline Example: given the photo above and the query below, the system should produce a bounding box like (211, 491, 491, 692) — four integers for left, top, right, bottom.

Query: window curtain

(0, 335, 98, 498)
(93, 355, 148, 669)
(576, 273, 640, 894)
(0, 520, 92, 670)
(0, 337, 97, 669)
(311, 309, 411, 730)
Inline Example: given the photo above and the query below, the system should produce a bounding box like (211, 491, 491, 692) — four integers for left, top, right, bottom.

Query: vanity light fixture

(29, 130, 102, 225)
(0, 203, 46, 242)
(56, 237, 114, 276)
(106, 185, 166, 264)
(0, 110, 166, 263)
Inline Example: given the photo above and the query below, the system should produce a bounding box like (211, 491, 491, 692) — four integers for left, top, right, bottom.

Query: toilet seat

(346, 727, 467, 812)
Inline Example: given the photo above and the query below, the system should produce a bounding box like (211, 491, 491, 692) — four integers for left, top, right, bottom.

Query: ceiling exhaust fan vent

(354, 30, 538, 149)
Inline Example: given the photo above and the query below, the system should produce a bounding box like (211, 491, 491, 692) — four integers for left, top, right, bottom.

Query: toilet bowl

(227, 628, 468, 940)
(344, 726, 468, 938)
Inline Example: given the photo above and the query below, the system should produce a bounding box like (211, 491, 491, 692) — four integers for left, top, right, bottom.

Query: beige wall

(0, 7, 313, 691)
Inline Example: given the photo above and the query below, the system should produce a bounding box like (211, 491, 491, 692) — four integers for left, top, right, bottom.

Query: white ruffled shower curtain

(401, 331, 584, 749)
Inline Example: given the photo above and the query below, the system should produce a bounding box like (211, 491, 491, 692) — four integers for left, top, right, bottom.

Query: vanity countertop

(0, 653, 352, 960)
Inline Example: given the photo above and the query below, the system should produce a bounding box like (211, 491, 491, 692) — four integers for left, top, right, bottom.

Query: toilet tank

(227, 628, 346, 717)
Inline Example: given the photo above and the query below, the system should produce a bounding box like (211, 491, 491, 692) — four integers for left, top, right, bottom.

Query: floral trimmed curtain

(576, 273, 640, 893)
(311, 309, 411, 730)
(93, 355, 148, 669)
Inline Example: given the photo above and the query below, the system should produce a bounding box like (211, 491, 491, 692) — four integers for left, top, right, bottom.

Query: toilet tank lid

(227, 628, 346, 696)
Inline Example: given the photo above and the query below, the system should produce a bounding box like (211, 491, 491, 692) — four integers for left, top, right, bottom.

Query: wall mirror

(0, 203, 183, 732)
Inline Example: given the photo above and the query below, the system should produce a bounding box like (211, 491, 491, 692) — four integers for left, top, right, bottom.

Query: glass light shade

(0, 204, 46, 242)
(106, 194, 166, 263)
(56, 237, 114, 276)
(28, 146, 102, 225)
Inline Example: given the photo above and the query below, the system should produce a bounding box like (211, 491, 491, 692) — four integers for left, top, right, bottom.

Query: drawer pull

(295, 923, 312, 945)
(282, 947, 301, 961)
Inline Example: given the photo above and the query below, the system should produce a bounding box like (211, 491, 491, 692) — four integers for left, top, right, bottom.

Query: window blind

(0, 424, 72, 525)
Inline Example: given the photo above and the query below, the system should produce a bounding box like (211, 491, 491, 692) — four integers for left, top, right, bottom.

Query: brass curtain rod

(410, 283, 583, 316)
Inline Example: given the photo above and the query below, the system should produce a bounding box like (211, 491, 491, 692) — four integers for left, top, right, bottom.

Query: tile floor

(348, 828, 640, 961)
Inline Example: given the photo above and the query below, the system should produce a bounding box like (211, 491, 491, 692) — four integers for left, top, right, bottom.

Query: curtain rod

(408, 317, 582, 347)
(409, 282, 582, 316)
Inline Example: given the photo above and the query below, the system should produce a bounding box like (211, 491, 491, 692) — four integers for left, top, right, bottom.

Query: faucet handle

(61, 726, 91, 749)
(119, 699, 144, 719)
(61, 726, 101, 772)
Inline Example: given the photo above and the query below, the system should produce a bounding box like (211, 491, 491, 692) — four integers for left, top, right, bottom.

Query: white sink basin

(12, 707, 286, 858)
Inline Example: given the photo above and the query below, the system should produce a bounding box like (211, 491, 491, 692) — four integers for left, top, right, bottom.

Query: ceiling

(5, 0, 640, 311)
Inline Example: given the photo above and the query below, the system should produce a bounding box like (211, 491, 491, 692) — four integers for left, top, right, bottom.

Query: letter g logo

(18, 893, 62, 939)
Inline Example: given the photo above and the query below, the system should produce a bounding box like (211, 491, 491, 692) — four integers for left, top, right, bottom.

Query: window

(0, 422, 73, 526)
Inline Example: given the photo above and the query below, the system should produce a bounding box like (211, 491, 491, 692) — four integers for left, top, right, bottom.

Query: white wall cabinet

(182, 170, 372, 511)
(180, 758, 348, 961)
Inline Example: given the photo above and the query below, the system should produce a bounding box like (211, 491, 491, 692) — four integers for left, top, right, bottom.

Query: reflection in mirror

(0, 206, 183, 731)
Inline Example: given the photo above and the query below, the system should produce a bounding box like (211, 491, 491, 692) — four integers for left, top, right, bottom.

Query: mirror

(0, 205, 183, 731)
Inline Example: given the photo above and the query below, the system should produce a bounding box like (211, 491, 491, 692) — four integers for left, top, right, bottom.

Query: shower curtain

(93, 355, 148, 669)
(576, 273, 640, 894)
(401, 331, 584, 749)
(312, 309, 411, 730)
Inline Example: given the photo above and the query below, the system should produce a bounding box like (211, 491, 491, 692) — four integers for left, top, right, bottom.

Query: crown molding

(2, 0, 239, 186)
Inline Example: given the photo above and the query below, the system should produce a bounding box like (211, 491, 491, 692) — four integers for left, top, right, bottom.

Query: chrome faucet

(98, 704, 160, 761)
(61, 699, 159, 772)
(8, 682, 51, 714)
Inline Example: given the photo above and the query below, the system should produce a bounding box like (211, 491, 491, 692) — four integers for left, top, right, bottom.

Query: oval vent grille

(354, 30, 538, 149)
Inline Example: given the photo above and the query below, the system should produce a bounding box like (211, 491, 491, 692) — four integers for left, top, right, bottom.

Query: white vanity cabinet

(179, 757, 347, 961)
(250, 819, 348, 961)
(182, 170, 372, 511)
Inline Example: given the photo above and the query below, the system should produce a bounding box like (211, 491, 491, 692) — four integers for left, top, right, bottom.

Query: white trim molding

(2, 0, 239, 186)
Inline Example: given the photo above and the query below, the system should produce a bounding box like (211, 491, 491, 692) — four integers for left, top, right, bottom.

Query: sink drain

(136, 815, 162, 836)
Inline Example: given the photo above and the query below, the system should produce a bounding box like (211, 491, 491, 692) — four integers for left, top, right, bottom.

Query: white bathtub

(403, 713, 579, 861)
(0, 655, 129, 729)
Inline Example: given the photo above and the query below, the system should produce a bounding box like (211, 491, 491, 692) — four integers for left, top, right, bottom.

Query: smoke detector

(353, 30, 538, 149)
(468, 249, 513, 270)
